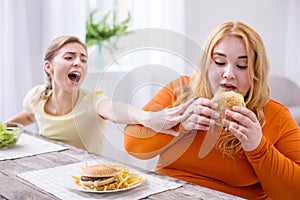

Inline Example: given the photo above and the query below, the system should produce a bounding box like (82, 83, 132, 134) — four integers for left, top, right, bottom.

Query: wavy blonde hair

(35, 36, 87, 102)
(176, 22, 270, 158)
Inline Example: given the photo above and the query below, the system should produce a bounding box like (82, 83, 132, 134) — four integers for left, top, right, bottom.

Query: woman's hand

(180, 98, 219, 131)
(145, 98, 196, 136)
(222, 106, 262, 151)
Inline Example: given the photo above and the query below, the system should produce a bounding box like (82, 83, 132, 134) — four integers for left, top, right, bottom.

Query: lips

(220, 83, 237, 91)
(68, 71, 81, 83)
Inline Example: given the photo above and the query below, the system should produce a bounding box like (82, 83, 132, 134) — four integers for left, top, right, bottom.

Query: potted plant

(85, 9, 131, 69)
(86, 9, 131, 49)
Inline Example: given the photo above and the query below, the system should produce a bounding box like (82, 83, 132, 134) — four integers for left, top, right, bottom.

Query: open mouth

(221, 83, 237, 91)
(68, 72, 81, 83)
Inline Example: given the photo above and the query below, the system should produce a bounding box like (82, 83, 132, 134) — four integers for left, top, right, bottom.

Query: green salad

(0, 123, 19, 148)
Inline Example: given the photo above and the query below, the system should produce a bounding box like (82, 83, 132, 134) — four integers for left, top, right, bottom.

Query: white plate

(72, 180, 145, 193)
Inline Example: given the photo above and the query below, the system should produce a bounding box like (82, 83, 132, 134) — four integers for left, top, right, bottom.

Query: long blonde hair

(177, 22, 270, 158)
(37, 36, 87, 101)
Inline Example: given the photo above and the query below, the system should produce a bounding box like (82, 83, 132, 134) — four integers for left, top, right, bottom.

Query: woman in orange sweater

(124, 22, 300, 200)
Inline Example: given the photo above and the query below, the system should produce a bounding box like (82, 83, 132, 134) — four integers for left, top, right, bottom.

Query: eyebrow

(212, 52, 248, 59)
(64, 51, 87, 58)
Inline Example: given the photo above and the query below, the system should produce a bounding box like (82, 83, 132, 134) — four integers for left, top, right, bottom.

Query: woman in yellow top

(5, 35, 192, 155)
(124, 22, 300, 199)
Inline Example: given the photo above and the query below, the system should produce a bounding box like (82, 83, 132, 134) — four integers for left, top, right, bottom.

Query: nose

(223, 64, 236, 80)
(73, 57, 82, 67)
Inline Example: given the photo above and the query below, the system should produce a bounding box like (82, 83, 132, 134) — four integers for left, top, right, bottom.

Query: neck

(45, 88, 80, 116)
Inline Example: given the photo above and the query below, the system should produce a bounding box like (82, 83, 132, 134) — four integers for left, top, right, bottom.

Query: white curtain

(0, 0, 41, 121)
(284, 0, 300, 86)
(41, 0, 87, 51)
(0, 0, 86, 121)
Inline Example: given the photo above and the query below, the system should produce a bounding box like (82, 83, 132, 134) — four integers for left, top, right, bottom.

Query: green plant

(85, 9, 131, 47)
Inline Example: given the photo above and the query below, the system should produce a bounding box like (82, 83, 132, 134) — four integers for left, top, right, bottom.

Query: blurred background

(1, 0, 299, 170)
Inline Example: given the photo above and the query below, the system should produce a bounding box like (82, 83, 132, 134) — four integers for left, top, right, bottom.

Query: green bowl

(0, 122, 23, 148)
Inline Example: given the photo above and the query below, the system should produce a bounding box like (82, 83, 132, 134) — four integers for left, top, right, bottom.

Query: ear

(44, 61, 53, 75)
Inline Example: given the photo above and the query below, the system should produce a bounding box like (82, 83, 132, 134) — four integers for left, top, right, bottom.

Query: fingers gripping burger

(80, 164, 118, 190)
(211, 91, 246, 158)
(212, 91, 245, 126)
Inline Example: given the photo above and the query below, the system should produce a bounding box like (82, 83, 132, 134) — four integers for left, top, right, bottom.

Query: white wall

(184, 0, 287, 76)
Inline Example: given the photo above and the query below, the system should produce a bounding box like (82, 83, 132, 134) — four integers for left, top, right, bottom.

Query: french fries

(71, 163, 147, 191)
(71, 175, 81, 185)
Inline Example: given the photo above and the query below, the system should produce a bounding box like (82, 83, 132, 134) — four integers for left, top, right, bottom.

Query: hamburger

(212, 91, 245, 126)
(79, 164, 118, 190)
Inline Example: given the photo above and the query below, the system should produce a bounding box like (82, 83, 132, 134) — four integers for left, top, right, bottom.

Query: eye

(81, 59, 87, 63)
(65, 56, 74, 60)
(214, 60, 225, 66)
(236, 65, 248, 69)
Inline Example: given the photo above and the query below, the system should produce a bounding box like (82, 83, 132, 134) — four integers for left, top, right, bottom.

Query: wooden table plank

(0, 171, 58, 200)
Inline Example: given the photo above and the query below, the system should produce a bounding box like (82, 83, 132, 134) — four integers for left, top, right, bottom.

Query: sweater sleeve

(124, 76, 191, 158)
(245, 105, 300, 199)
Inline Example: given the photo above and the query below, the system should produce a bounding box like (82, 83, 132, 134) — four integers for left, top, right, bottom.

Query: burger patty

(80, 176, 112, 182)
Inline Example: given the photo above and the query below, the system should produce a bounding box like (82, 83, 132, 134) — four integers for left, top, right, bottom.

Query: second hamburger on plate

(72, 163, 147, 192)
(80, 164, 118, 189)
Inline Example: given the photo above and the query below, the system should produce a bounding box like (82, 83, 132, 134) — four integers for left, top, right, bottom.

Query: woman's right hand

(181, 98, 219, 131)
(145, 97, 196, 136)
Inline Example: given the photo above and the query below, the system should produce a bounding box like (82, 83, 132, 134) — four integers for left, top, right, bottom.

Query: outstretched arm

(96, 98, 194, 136)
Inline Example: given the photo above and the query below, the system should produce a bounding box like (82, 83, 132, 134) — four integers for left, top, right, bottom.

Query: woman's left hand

(222, 106, 262, 151)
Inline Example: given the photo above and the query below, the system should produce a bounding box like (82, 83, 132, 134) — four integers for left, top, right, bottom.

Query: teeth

(73, 72, 81, 76)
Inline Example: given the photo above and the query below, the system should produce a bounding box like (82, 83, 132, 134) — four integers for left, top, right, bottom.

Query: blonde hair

(177, 22, 270, 158)
(37, 36, 87, 101)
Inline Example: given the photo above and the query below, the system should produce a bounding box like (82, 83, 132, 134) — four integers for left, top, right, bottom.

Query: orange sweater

(124, 76, 300, 200)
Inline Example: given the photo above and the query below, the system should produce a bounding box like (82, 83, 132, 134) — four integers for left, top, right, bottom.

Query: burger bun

(212, 91, 245, 126)
(82, 164, 117, 177)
